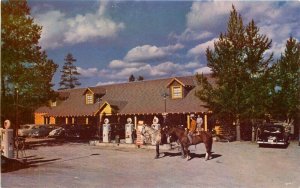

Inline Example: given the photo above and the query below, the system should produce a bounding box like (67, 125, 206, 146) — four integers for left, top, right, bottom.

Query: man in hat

(188, 114, 197, 144)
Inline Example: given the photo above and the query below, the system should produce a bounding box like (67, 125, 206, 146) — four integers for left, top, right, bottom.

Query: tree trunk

(251, 119, 255, 142)
(236, 118, 241, 141)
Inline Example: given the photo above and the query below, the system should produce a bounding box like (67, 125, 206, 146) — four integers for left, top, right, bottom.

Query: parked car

(48, 127, 66, 138)
(257, 124, 289, 147)
(18, 124, 36, 137)
(110, 124, 125, 140)
(65, 125, 97, 140)
(29, 125, 56, 138)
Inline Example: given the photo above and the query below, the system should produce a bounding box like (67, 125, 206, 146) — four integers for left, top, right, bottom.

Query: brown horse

(164, 126, 213, 160)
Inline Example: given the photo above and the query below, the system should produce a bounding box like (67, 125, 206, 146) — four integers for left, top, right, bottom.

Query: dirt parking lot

(1, 141, 300, 188)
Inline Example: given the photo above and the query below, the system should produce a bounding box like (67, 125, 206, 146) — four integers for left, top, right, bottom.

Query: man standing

(196, 115, 203, 133)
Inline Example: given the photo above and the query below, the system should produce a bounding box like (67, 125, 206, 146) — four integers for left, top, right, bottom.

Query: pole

(15, 85, 19, 158)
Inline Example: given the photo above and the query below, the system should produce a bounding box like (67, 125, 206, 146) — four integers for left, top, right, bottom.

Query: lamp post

(15, 85, 19, 135)
(162, 92, 169, 125)
(15, 84, 19, 158)
(97, 98, 102, 143)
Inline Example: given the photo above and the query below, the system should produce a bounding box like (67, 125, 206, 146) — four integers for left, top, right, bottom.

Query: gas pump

(102, 118, 111, 143)
(151, 116, 160, 145)
(125, 118, 134, 144)
(1, 120, 14, 158)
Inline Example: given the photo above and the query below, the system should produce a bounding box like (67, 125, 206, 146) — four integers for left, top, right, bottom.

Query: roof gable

(83, 87, 106, 95)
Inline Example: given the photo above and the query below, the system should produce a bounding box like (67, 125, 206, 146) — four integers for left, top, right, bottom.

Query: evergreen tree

(137, 76, 144, 81)
(196, 6, 273, 140)
(129, 74, 135, 82)
(59, 53, 81, 90)
(1, 0, 58, 124)
(271, 37, 300, 120)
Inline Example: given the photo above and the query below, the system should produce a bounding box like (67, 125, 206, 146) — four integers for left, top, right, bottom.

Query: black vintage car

(65, 125, 98, 140)
(257, 124, 289, 147)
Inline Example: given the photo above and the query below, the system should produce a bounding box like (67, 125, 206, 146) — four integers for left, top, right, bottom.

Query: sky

(28, 1, 300, 89)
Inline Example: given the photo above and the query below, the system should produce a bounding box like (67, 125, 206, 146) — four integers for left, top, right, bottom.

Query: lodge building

(35, 75, 214, 131)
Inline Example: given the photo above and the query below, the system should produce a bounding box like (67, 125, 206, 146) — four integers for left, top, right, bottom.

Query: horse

(163, 126, 213, 161)
(141, 125, 166, 159)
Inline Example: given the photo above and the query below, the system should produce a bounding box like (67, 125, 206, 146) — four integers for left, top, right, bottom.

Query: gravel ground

(1, 141, 300, 188)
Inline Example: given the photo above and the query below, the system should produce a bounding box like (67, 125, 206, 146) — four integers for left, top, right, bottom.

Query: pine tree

(196, 5, 273, 140)
(1, 0, 58, 124)
(137, 76, 144, 81)
(271, 37, 300, 120)
(59, 53, 81, 90)
(129, 74, 135, 82)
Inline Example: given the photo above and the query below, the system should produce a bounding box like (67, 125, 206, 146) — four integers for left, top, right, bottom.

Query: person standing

(196, 115, 203, 133)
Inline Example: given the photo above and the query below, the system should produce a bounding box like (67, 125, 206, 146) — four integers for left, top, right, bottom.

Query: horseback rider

(188, 114, 197, 144)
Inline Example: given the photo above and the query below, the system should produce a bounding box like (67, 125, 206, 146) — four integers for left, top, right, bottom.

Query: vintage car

(18, 124, 36, 137)
(257, 124, 289, 147)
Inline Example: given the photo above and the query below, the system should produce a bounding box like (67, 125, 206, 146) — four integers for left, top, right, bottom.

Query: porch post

(134, 115, 137, 129)
(204, 114, 208, 131)
(187, 114, 190, 129)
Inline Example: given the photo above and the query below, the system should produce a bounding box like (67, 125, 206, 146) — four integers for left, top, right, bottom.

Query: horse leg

(204, 139, 212, 161)
(180, 143, 185, 159)
(155, 144, 159, 159)
(184, 145, 190, 161)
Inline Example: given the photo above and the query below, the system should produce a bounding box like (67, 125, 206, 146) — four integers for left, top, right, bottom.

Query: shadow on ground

(1, 152, 101, 173)
(161, 151, 222, 161)
(1, 155, 60, 173)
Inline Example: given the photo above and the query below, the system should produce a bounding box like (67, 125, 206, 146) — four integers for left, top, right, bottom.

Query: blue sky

(28, 1, 300, 89)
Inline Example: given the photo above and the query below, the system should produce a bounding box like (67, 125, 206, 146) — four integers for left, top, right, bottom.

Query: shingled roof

(35, 75, 214, 117)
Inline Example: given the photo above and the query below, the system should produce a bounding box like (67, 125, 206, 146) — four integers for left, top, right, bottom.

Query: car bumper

(257, 141, 286, 145)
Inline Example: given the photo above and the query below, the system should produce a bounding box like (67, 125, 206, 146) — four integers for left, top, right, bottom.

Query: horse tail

(204, 133, 213, 154)
(208, 134, 213, 153)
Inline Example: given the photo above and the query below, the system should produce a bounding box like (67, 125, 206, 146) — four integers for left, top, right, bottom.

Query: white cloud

(184, 62, 201, 69)
(124, 45, 167, 62)
(124, 43, 184, 62)
(194, 66, 212, 74)
(77, 60, 199, 83)
(108, 60, 146, 69)
(96, 81, 124, 86)
(186, 2, 231, 31)
(180, 1, 300, 56)
(33, 1, 124, 49)
(188, 38, 218, 57)
(77, 67, 99, 77)
(34, 10, 67, 49)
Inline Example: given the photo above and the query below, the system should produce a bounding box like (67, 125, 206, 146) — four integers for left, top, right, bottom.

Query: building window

(72, 117, 75, 124)
(65, 118, 68, 124)
(51, 101, 57, 107)
(86, 94, 94, 104)
(172, 86, 183, 99)
(86, 118, 89, 125)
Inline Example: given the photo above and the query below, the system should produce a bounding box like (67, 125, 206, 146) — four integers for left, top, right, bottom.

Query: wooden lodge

(35, 75, 215, 130)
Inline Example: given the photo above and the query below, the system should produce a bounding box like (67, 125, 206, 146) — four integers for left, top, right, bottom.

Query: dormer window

(172, 86, 183, 99)
(50, 101, 57, 107)
(86, 93, 94, 104)
(83, 87, 106, 105)
(167, 77, 195, 99)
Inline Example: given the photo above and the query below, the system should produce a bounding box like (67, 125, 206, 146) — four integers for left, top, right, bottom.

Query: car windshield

(263, 126, 283, 133)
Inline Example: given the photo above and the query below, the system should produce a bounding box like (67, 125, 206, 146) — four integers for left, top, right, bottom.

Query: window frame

(86, 93, 94, 104)
(171, 85, 183, 99)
